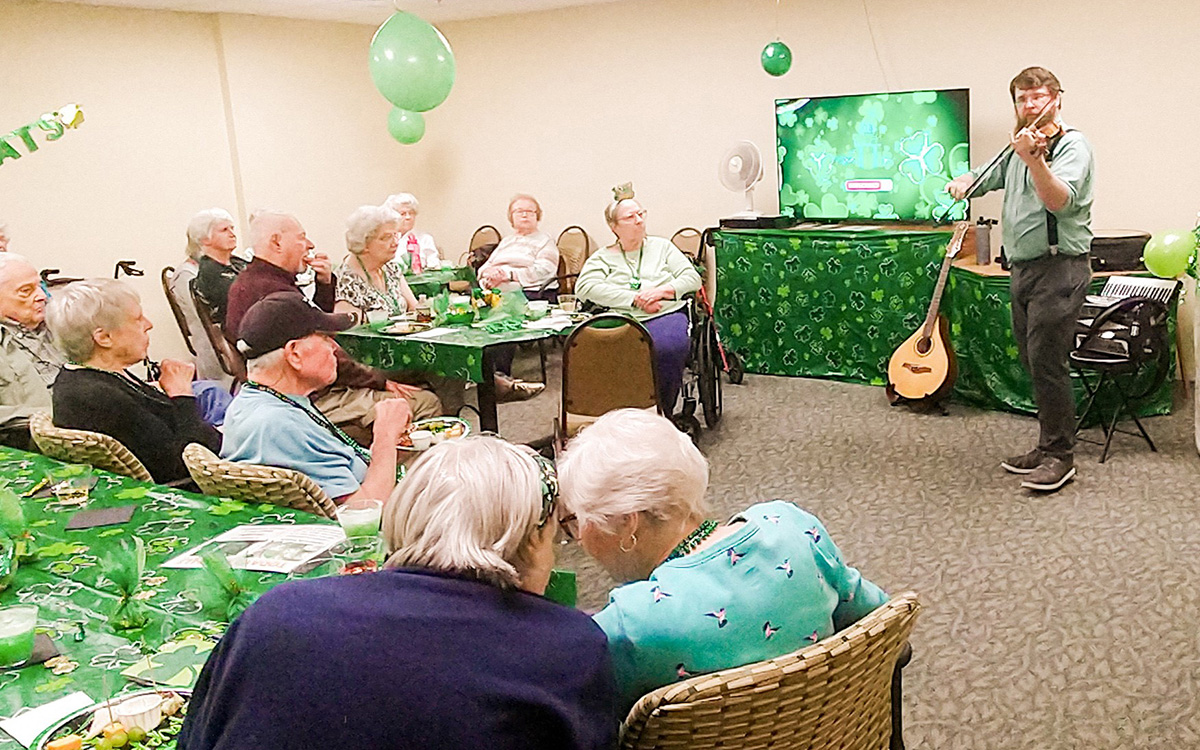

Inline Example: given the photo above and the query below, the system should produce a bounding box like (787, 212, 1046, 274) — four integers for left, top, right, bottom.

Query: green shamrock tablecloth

(0, 447, 336, 747)
(713, 228, 1175, 417)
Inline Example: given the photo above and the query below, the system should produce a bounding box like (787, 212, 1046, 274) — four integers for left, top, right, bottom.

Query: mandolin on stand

(886, 222, 970, 407)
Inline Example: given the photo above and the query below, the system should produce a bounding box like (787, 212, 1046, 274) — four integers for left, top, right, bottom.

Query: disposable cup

(558, 295, 578, 313)
(336, 499, 382, 539)
(0, 604, 38, 668)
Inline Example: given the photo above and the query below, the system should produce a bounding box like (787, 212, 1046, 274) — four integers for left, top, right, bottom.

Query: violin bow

(933, 96, 1058, 224)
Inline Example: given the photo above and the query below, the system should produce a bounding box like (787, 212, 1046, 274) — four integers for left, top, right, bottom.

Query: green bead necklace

(663, 519, 719, 563)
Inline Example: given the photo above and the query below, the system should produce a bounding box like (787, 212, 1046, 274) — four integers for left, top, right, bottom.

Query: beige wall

(2, 0, 1198, 367)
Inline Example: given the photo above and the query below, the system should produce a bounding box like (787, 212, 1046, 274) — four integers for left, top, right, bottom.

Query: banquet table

(0, 447, 336, 748)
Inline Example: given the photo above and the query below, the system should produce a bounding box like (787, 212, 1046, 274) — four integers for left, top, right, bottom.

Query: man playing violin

(947, 66, 1095, 493)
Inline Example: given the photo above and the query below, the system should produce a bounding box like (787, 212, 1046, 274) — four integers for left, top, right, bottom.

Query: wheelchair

(672, 228, 745, 442)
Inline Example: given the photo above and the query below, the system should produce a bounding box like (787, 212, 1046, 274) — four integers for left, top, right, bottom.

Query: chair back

(466, 225, 502, 271)
(620, 591, 922, 750)
(182, 443, 338, 518)
(29, 412, 153, 482)
(556, 225, 593, 295)
(161, 266, 197, 356)
(670, 227, 702, 262)
(189, 281, 247, 384)
(562, 314, 661, 436)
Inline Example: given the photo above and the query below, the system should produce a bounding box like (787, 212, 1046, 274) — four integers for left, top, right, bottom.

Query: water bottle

(407, 234, 423, 274)
(975, 217, 997, 265)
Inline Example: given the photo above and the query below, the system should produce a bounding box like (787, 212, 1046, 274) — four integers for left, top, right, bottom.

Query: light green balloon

(1142, 230, 1196, 278)
(387, 108, 425, 145)
(369, 12, 456, 113)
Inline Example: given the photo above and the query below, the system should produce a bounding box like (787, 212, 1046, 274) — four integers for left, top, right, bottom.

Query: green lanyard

(618, 242, 644, 290)
(243, 381, 372, 464)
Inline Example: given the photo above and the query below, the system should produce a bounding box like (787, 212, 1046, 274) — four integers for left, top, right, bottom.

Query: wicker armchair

(28, 412, 153, 481)
(182, 443, 338, 518)
(620, 591, 921, 750)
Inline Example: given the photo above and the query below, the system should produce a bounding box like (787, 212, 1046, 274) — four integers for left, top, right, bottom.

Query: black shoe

(1020, 457, 1076, 492)
(1001, 449, 1045, 474)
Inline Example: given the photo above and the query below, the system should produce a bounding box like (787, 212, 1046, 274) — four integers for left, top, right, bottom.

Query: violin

(935, 98, 1060, 222)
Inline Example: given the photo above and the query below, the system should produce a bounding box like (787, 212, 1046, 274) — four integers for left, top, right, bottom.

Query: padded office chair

(1071, 289, 1176, 463)
(620, 591, 921, 750)
(29, 412, 153, 482)
(559, 314, 662, 439)
(161, 266, 197, 356)
(183, 443, 337, 519)
(189, 282, 246, 386)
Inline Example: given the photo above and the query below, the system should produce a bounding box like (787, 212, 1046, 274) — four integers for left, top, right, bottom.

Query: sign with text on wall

(0, 104, 85, 168)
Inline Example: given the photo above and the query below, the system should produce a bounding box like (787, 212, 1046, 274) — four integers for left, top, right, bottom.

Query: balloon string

(774, 0, 781, 41)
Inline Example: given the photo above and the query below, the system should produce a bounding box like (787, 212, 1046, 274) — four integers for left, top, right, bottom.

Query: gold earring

(619, 533, 637, 553)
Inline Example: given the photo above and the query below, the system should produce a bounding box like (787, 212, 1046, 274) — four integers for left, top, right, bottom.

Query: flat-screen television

(775, 88, 970, 223)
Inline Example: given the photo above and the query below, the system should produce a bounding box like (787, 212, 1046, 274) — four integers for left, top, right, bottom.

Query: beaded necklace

(243, 380, 372, 464)
(617, 242, 644, 290)
(662, 519, 719, 563)
(355, 255, 402, 315)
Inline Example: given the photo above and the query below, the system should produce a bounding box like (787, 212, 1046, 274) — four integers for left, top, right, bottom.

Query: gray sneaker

(1020, 457, 1076, 492)
(1001, 449, 1045, 474)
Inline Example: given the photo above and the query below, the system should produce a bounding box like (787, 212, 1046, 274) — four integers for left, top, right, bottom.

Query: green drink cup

(337, 499, 383, 539)
(543, 569, 577, 607)
(0, 604, 38, 668)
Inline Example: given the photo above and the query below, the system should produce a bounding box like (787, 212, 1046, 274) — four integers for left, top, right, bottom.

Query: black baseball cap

(236, 292, 354, 359)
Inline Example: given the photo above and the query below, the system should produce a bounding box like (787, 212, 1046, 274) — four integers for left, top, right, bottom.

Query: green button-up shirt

(970, 128, 1094, 263)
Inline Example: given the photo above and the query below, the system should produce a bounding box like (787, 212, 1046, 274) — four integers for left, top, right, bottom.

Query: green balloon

(1142, 230, 1196, 278)
(369, 12, 456, 113)
(387, 107, 425, 145)
(761, 41, 792, 77)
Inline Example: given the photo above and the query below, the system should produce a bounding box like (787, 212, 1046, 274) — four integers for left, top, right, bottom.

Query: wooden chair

(29, 412, 153, 482)
(620, 591, 922, 750)
(161, 266, 197, 356)
(560, 314, 662, 439)
(182, 443, 338, 519)
(189, 282, 246, 386)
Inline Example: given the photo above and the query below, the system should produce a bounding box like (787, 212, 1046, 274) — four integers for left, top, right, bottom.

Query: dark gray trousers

(1009, 253, 1091, 459)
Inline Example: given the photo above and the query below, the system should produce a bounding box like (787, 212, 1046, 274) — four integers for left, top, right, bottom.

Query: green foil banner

(0, 104, 85, 168)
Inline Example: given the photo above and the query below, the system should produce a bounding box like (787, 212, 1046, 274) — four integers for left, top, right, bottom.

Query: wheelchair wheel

(725, 350, 745, 385)
(698, 321, 723, 428)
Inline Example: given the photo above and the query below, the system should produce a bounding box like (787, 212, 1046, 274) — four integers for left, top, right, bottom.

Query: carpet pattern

(473, 348, 1200, 749)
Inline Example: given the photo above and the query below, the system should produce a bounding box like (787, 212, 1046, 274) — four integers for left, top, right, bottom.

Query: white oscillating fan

(718, 141, 763, 217)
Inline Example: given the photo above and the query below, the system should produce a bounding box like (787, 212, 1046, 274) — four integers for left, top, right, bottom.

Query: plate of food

(397, 416, 471, 452)
(39, 689, 189, 750)
(382, 321, 433, 336)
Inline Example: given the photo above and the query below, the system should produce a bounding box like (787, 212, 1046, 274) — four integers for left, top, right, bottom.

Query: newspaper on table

(161, 524, 346, 574)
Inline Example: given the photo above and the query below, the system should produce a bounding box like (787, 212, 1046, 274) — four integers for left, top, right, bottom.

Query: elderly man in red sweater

(226, 210, 441, 445)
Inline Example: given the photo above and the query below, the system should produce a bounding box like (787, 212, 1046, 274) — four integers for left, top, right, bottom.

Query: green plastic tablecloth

(405, 267, 475, 299)
(713, 227, 951, 386)
(0, 448, 336, 747)
(713, 228, 1175, 416)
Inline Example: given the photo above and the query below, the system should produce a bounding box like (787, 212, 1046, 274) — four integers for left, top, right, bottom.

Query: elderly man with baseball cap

(221, 292, 411, 504)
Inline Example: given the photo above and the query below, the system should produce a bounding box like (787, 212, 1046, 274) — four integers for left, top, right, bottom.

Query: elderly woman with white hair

(558, 408, 889, 710)
(188, 208, 245, 326)
(478, 194, 560, 299)
(575, 184, 701, 411)
(46, 279, 221, 483)
(334, 205, 419, 321)
(383, 192, 441, 272)
(180, 436, 617, 750)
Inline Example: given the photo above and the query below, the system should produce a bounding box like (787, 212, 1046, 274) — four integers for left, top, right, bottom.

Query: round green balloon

(761, 41, 792, 77)
(369, 12, 456, 113)
(1142, 229, 1196, 278)
(387, 108, 425, 145)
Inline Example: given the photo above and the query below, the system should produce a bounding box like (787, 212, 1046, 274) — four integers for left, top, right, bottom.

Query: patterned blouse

(335, 258, 413, 315)
(593, 500, 889, 709)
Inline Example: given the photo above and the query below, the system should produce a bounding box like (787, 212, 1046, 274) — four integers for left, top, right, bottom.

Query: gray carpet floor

(470, 348, 1200, 749)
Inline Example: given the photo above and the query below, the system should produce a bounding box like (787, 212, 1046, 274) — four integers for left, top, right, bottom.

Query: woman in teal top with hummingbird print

(557, 409, 889, 710)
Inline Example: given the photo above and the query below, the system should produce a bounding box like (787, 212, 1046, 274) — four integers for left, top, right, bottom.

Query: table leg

(478, 347, 499, 433)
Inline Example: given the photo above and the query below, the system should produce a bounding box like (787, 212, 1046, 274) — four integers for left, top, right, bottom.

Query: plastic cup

(46, 464, 93, 505)
(336, 499, 382, 539)
(558, 295, 578, 313)
(409, 429, 433, 451)
(543, 569, 577, 607)
(0, 604, 38, 668)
